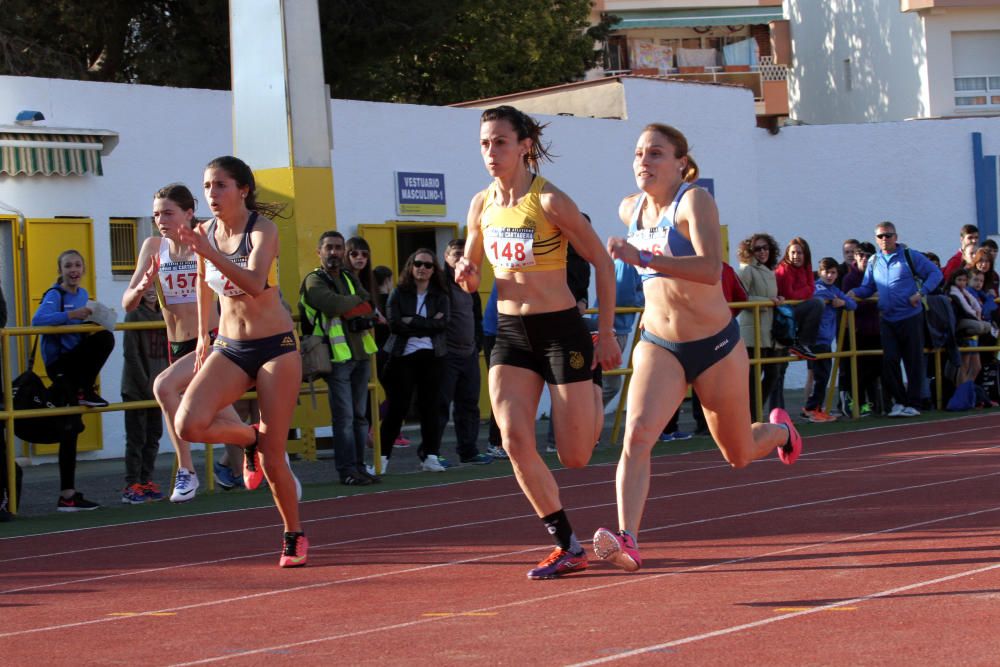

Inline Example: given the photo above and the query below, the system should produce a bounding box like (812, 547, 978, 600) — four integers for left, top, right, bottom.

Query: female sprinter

(454, 105, 621, 580)
(592, 123, 803, 573)
(122, 183, 245, 503)
(174, 156, 307, 568)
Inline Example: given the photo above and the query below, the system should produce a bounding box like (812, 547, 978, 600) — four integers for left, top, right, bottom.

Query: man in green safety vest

(300, 231, 378, 486)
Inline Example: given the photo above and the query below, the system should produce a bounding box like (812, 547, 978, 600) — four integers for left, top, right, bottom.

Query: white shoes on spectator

(420, 455, 446, 472)
(366, 456, 389, 476)
(889, 403, 920, 418)
(170, 468, 199, 503)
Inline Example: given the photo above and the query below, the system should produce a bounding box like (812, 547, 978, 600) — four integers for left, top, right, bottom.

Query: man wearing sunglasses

(847, 221, 942, 418)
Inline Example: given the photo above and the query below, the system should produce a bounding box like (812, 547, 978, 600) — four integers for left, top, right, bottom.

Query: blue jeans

(880, 312, 925, 408)
(438, 350, 482, 460)
(326, 359, 371, 478)
(805, 343, 832, 410)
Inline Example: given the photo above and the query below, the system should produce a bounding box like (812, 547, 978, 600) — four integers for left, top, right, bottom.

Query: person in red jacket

(774, 236, 823, 361)
(942, 224, 979, 283)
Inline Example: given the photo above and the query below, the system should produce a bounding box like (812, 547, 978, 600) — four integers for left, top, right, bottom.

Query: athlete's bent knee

(558, 449, 592, 469)
(175, 408, 208, 444)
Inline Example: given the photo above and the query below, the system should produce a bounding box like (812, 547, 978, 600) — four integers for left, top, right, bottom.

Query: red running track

(3, 414, 1000, 665)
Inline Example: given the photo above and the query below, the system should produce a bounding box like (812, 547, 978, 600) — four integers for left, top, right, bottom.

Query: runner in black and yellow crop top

(175, 155, 306, 569)
(480, 175, 568, 273)
(454, 105, 621, 581)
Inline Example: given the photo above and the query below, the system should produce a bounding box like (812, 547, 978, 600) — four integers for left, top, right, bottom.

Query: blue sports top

(626, 181, 697, 282)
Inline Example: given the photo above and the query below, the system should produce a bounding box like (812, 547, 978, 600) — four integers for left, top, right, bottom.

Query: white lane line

(4, 422, 994, 564)
(167, 503, 1000, 665)
(3, 466, 999, 638)
(4, 442, 999, 595)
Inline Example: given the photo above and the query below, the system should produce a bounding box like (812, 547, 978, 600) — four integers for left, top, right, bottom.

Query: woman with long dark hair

(175, 155, 306, 567)
(736, 232, 782, 420)
(454, 105, 620, 579)
(379, 249, 450, 473)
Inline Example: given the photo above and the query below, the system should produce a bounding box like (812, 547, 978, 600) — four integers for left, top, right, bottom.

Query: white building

(0, 74, 998, 460)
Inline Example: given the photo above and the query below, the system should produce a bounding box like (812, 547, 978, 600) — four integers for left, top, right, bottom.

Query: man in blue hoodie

(848, 221, 942, 417)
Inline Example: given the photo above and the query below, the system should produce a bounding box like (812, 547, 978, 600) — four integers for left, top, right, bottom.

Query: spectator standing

(848, 221, 942, 417)
(120, 288, 168, 503)
(381, 249, 451, 473)
(737, 233, 782, 420)
(300, 231, 379, 486)
(802, 258, 856, 422)
(942, 224, 979, 282)
(32, 249, 115, 511)
(440, 239, 491, 465)
(840, 242, 881, 416)
(836, 238, 860, 289)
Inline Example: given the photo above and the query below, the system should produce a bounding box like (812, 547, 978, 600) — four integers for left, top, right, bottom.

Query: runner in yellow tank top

(455, 105, 621, 580)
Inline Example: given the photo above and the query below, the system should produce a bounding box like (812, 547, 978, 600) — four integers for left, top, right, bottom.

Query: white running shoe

(420, 454, 446, 472)
(170, 468, 199, 503)
(888, 403, 906, 418)
(366, 455, 389, 476)
(900, 406, 921, 417)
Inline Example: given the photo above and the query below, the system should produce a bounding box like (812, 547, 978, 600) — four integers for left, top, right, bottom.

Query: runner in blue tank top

(592, 124, 804, 573)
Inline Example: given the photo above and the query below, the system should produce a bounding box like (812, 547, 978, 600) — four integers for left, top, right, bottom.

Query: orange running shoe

(280, 532, 309, 568)
(526, 547, 588, 580)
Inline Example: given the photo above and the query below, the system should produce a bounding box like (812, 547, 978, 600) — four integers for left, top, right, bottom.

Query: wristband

(638, 249, 654, 269)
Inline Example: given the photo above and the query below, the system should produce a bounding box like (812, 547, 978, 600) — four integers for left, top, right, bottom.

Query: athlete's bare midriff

(217, 287, 293, 340)
(640, 276, 732, 342)
(495, 268, 576, 316)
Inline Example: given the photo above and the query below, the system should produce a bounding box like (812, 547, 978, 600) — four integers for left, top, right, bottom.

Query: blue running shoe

(460, 453, 493, 465)
(214, 460, 244, 490)
(527, 548, 588, 580)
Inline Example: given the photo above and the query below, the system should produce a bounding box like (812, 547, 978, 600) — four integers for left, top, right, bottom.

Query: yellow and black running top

(480, 175, 567, 273)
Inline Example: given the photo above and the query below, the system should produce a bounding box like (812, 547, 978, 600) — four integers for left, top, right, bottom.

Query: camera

(345, 317, 374, 333)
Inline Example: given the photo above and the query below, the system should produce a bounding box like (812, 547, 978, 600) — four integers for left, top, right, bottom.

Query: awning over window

(611, 7, 784, 30)
(0, 127, 118, 177)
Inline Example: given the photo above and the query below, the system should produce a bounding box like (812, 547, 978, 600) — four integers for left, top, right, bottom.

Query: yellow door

(16, 218, 103, 455)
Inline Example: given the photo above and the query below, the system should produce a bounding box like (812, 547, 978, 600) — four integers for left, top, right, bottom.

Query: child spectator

(968, 269, 999, 368)
(120, 288, 169, 504)
(802, 258, 856, 422)
(948, 268, 989, 385)
(32, 249, 115, 512)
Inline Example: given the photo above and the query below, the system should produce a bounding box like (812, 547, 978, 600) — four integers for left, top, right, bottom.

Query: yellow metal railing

(1, 321, 384, 515)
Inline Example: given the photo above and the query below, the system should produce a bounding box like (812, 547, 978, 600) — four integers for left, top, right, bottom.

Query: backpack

(11, 337, 83, 443)
(771, 304, 797, 347)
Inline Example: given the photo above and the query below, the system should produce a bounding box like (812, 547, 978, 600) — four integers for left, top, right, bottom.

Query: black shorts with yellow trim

(492, 307, 594, 385)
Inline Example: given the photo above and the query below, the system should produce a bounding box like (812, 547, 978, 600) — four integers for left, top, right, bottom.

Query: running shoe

(393, 434, 411, 447)
(120, 483, 147, 505)
(486, 445, 508, 460)
(592, 527, 642, 572)
(769, 407, 803, 465)
(527, 547, 588, 580)
(57, 492, 100, 512)
(860, 402, 874, 417)
(888, 403, 906, 418)
(788, 343, 817, 361)
(420, 455, 446, 472)
(140, 481, 164, 502)
(213, 460, 244, 490)
(279, 532, 309, 568)
(900, 406, 921, 417)
(77, 388, 110, 408)
(801, 408, 837, 423)
(660, 430, 694, 441)
(243, 426, 264, 490)
(170, 467, 199, 503)
(460, 453, 493, 465)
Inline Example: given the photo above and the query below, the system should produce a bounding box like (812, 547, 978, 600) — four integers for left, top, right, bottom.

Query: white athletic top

(204, 214, 256, 297)
(157, 240, 198, 305)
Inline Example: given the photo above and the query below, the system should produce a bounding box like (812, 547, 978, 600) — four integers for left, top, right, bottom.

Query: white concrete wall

(1, 74, 999, 459)
(784, 0, 928, 123)
(922, 9, 1000, 118)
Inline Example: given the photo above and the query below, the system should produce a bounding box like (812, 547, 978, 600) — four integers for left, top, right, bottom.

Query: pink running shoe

(592, 528, 642, 572)
(394, 434, 411, 447)
(769, 408, 803, 465)
(279, 532, 308, 568)
(526, 547, 588, 580)
(243, 424, 265, 490)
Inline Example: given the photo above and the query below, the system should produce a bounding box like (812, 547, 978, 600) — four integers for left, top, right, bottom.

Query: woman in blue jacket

(32, 249, 115, 511)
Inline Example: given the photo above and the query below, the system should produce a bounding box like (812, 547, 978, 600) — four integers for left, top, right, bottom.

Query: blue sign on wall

(396, 171, 446, 216)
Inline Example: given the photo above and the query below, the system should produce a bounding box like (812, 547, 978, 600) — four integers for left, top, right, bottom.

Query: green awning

(0, 133, 105, 176)
(611, 7, 783, 29)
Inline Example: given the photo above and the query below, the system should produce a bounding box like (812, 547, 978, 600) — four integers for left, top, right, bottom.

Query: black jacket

(383, 284, 450, 357)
